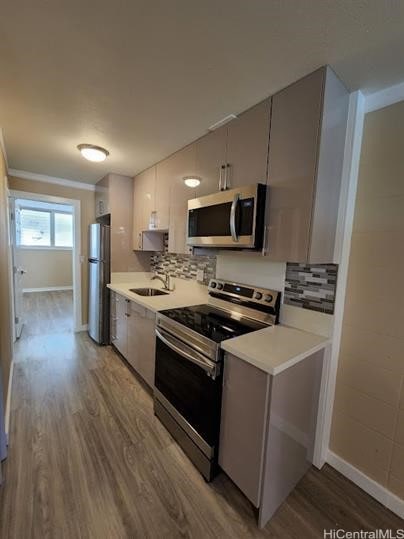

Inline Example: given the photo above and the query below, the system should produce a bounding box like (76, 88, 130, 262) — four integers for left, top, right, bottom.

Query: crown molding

(8, 168, 96, 191)
(365, 80, 404, 113)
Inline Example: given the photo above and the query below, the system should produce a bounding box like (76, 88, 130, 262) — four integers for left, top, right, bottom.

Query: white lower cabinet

(127, 301, 156, 388)
(110, 292, 156, 389)
(110, 292, 129, 358)
(219, 351, 324, 528)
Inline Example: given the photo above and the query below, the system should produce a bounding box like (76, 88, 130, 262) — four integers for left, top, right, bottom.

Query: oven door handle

(230, 193, 240, 242)
(156, 328, 218, 379)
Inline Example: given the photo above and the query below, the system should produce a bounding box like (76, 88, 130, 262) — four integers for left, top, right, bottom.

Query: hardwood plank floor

(21, 291, 73, 337)
(0, 297, 402, 537)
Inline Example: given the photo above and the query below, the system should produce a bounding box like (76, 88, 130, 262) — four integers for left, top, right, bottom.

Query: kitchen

(0, 3, 404, 537)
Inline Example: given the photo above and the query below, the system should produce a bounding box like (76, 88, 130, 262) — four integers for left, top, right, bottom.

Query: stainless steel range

(154, 278, 281, 481)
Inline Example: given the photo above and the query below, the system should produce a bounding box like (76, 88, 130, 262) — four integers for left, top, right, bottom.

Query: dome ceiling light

(183, 176, 201, 188)
(77, 144, 109, 162)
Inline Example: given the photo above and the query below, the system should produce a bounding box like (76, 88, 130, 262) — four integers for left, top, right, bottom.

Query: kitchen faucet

(151, 272, 175, 291)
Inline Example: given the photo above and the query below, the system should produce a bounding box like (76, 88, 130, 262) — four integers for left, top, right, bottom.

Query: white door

(9, 200, 26, 339)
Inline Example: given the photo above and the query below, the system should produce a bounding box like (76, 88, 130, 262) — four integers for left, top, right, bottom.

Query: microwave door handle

(230, 193, 240, 242)
(155, 328, 217, 378)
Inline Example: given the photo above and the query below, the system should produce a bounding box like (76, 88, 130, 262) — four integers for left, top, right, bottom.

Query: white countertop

(109, 272, 330, 376)
(107, 274, 209, 313)
(221, 325, 330, 376)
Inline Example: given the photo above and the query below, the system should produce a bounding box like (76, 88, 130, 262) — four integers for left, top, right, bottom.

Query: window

(17, 203, 73, 248)
(20, 209, 51, 246)
(54, 213, 73, 247)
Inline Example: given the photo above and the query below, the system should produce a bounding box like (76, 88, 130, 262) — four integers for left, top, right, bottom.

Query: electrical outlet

(196, 269, 205, 282)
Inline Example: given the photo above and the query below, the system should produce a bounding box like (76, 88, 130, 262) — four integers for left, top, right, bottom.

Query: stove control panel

(208, 279, 280, 311)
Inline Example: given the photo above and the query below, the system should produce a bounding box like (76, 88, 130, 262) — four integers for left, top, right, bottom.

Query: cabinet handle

(138, 232, 142, 250)
(224, 163, 230, 190)
(262, 224, 269, 255)
(219, 165, 225, 191)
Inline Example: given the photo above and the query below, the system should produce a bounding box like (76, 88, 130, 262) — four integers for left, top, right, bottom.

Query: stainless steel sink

(129, 287, 169, 296)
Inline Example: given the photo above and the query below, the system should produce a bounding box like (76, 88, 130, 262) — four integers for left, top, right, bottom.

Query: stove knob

(264, 294, 273, 303)
(254, 292, 263, 300)
(210, 281, 217, 288)
(217, 283, 224, 290)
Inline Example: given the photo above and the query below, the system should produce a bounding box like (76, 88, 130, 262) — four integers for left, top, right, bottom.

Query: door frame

(8, 189, 83, 333)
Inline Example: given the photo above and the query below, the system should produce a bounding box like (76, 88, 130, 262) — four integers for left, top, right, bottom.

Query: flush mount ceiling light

(77, 144, 109, 162)
(183, 176, 201, 188)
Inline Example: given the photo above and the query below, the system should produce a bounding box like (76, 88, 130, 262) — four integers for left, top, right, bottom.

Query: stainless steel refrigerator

(88, 222, 111, 345)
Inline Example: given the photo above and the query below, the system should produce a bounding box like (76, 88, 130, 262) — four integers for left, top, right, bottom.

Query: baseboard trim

(23, 286, 73, 293)
(327, 450, 404, 519)
(75, 324, 88, 332)
(5, 359, 14, 441)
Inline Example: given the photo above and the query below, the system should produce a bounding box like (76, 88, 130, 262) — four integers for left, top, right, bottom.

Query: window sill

(17, 246, 73, 251)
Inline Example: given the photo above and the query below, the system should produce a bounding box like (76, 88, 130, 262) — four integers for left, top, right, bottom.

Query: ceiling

(1, 1, 404, 184)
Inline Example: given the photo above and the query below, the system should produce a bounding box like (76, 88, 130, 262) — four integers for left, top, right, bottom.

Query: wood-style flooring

(0, 293, 402, 537)
(21, 290, 74, 337)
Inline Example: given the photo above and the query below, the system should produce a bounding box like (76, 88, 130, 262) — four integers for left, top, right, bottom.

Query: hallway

(0, 315, 402, 538)
(20, 290, 74, 338)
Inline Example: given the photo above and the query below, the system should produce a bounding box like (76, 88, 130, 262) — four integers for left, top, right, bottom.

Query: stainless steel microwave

(187, 184, 267, 249)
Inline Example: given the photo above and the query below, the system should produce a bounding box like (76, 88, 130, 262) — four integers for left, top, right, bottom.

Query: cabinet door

(133, 167, 156, 250)
(136, 308, 156, 388)
(219, 353, 270, 507)
(95, 175, 110, 217)
(226, 99, 271, 189)
(127, 302, 156, 388)
(167, 144, 198, 254)
(195, 126, 227, 196)
(112, 294, 128, 358)
(265, 69, 324, 262)
(155, 162, 171, 231)
(127, 302, 143, 373)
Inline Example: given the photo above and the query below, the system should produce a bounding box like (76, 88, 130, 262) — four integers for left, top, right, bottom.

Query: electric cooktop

(159, 304, 268, 344)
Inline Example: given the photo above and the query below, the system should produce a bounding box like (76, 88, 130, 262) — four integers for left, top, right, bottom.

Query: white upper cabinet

(195, 125, 227, 197)
(194, 100, 271, 195)
(164, 144, 198, 254)
(133, 166, 163, 251)
(225, 99, 271, 189)
(264, 67, 349, 263)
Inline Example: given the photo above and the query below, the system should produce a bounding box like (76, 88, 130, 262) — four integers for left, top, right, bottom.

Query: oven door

(187, 183, 266, 248)
(154, 327, 222, 454)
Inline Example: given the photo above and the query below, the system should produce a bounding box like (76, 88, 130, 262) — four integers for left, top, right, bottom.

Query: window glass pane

(20, 209, 51, 246)
(54, 213, 73, 247)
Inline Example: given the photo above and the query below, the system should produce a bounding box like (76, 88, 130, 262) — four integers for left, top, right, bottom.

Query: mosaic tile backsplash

(284, 263, 338, 314)
(150, 252, 217, 285)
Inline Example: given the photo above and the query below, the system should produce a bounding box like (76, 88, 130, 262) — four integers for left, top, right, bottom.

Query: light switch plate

(196, 269, 205, 282)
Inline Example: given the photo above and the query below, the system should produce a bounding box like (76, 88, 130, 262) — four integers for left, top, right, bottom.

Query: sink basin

(129, 287, 169, 297)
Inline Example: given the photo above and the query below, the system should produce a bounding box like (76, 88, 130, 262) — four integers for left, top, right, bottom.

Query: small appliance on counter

(88, 219, 111, 345)
(187, 183, 267, 250)
(154, 278, 281, 481)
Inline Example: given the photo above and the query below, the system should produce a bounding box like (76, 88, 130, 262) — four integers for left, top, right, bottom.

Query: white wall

(216, 253, 286, 290)
(19, 248, 73, 290)
(216, 253, 333, 337)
